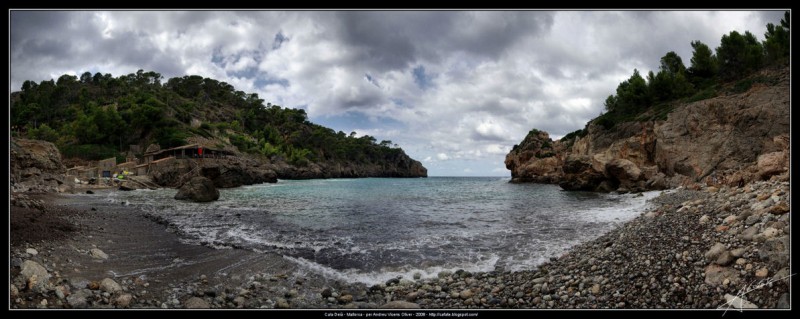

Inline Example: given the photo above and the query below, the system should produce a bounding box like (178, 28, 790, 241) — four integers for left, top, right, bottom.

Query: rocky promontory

(148, 150, 426, 189)
(506, 67, 789, 192)
(268, 152, 428, 180)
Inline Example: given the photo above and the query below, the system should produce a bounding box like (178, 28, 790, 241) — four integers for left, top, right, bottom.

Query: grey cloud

(756, 10, 787, 25)
(333, 11, 421, 71)
(329, 11, 554, 72)
(470, 130, 512, 143)
(10, 10, 776, 176)
(445, 11, 554, 58)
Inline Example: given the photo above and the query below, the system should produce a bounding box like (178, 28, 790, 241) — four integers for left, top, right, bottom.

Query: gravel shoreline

(10, 178, 790, 310)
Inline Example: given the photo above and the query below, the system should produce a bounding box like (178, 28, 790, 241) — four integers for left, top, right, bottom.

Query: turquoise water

(106, 177, 659, 284)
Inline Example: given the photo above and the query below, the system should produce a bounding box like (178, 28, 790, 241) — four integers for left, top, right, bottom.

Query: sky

(9, 10, 786, 176)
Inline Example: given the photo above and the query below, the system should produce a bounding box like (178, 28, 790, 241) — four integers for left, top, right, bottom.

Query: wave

(282, 254, 501, 286)
(109, 178, 664, 286)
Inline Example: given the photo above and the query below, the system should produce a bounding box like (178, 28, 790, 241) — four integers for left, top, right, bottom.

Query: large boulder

(645, 172, 669, 190)
(605, 158, 642, 186)
(174, 176, 220, 202)
(11, 138, 67, 193)
(559, 155, 605, 191)
(756, 151, 788, 180)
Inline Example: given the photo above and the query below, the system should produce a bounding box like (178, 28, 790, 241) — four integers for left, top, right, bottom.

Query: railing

(173, 154, 228, 159)
(176, 159, 200, 186)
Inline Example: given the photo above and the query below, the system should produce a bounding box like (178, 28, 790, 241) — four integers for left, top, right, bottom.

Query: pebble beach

(10, 178, 790, 310)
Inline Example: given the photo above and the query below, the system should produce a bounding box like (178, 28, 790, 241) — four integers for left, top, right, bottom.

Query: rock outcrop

(11, 138, 69, 193)
(506, 67, 789, 192)
(505, 129, 564, 183)
(174, 176, 220, 202)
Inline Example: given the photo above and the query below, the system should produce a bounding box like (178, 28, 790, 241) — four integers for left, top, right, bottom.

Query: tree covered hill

(11, 69, 426, 177)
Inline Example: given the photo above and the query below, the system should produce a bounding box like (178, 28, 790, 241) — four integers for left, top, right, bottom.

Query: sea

(104, 177, 660, 285)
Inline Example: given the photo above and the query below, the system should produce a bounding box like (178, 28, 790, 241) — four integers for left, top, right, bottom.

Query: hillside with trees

(507, 12, 789, 192)
(558, 12, 789, 137)
(11, 70, 427, 179)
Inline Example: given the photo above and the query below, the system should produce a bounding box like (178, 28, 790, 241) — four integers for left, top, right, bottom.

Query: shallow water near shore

(103, 177, 660, 285)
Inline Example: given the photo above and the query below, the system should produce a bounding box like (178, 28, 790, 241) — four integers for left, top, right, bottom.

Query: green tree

(21, 80, 37, 93)
(80, 71, 93, 84)
(603, 95, 618, 112)
(260, 142, 282, 158)
(716, 30, 764, 79)
(649, 51, 693, 101)
(614, 69, 650, 113)
(659, 51, 687, 75)
(13, 103, 40, 127)
(27, 123, 59, 142)
(764, 11, 790, 64)
(688, 40, 718, 79)
(73, 111, 102, 144)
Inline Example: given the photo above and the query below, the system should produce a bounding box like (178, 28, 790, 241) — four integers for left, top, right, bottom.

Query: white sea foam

(283, 254, 501, 286)
(571, 190, 662, 223)
(219, 225, 332, 252)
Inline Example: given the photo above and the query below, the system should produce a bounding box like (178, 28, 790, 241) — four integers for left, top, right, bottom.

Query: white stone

(723, 294, 758, 309)
(90, 248, 109, 260)
(99, 278, 122, 293)
(20, 260, 50, 293)
(761, 227, 779, 238)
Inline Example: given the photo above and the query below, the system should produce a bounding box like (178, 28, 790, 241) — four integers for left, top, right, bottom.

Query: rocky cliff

(11, 138, 70, 193)
(269, 153, 428, 180)
(149, 155, 279, 188)
(150, 151, 427, 188)
(506, 67, 789, 192)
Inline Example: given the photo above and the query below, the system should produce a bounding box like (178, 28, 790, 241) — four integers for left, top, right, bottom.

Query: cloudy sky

(9, 10, 785, 176)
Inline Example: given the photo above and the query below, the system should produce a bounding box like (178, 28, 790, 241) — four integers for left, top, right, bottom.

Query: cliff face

(269, 154, 427, 179)
(506, 67, 789, 192)
(11, 138, 69, 193)
(150, 150, 426, 188)
(149, 156, 279, 188)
